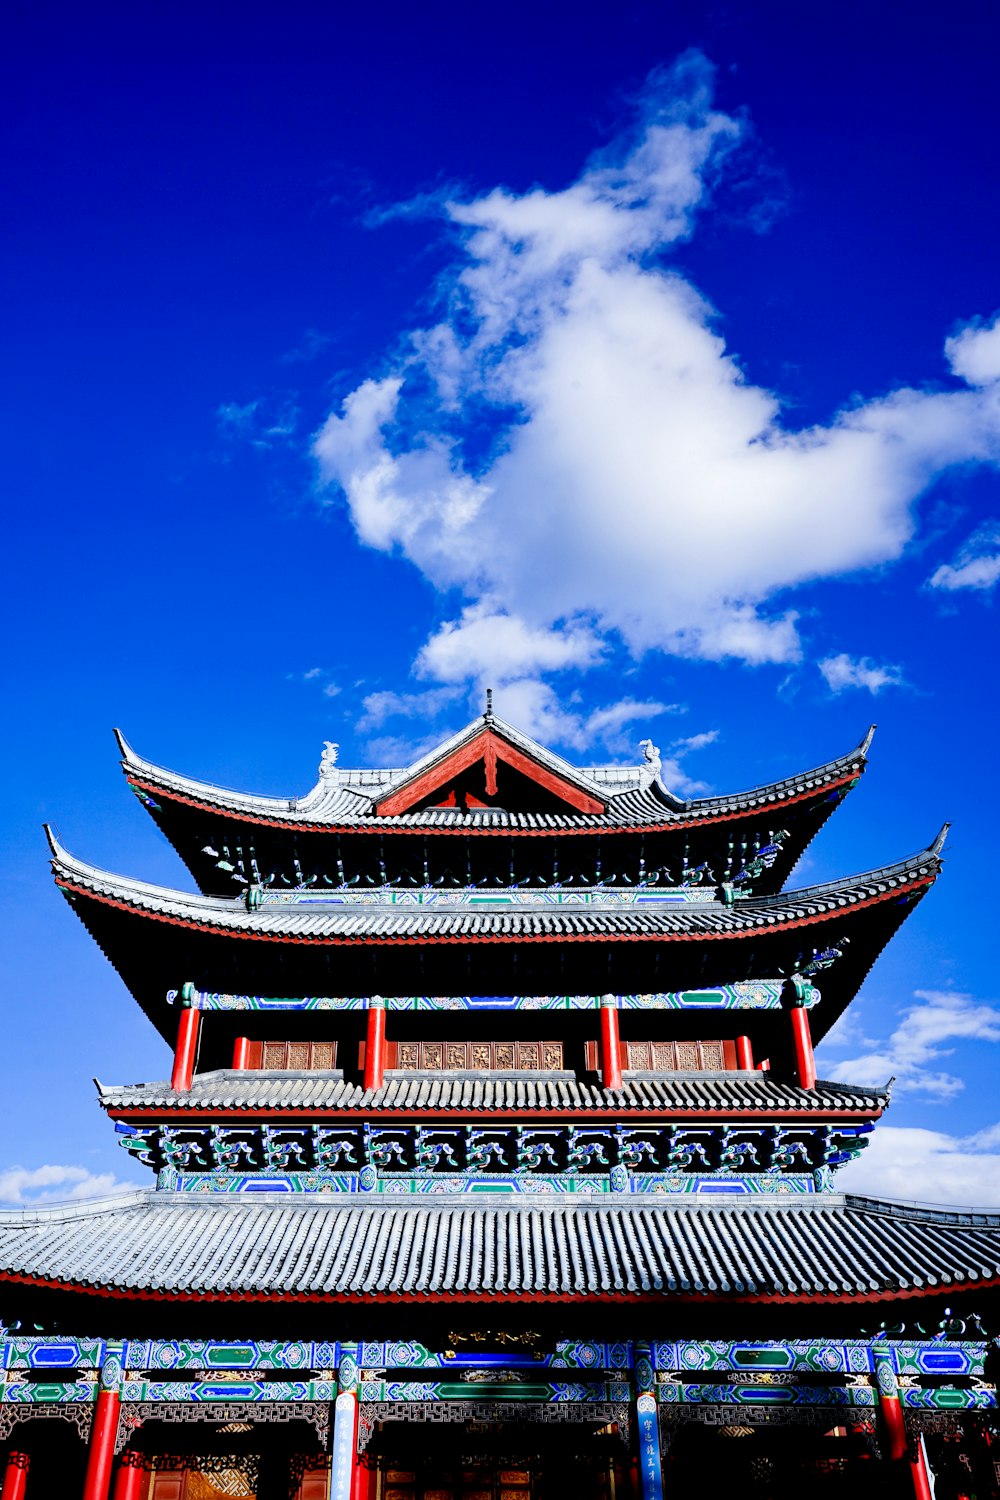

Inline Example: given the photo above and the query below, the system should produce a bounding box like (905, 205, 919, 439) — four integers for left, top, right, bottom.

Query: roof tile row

(0, 1191, 995, 1300)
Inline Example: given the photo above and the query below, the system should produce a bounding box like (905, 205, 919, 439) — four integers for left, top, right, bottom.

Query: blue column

(634, 1342, 663, 1500)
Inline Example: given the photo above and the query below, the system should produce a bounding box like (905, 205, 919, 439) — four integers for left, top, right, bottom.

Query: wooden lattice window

(246, 1041, 337, 1070)
(627, 1039, 731, 1071)
(388, 1040, 563, 1071)
(585, 1039, 736, 1071)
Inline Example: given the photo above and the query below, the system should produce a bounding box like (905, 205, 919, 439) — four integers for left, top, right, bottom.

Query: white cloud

(821, 988, 1000, 1099)
(0, 1164, 137, 1208)
(417, 606, 604, 685)
(836, 1125, 1000, 1208)
(219, 395, 298, 450)
(818, 652, 904, 694)
(313, 55, 1000, 693)
(945, 312, 1000, 386)
(356, 685, 465, 733)
(582, 698, 685, 750)
(365, 731, 457, 767)
(928, 521, 1000, 592)
(358, 676, 704, 778)
(484, 680, 690, 759)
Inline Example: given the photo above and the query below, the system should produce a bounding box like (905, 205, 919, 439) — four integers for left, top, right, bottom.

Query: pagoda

(0, 705, 997, 1500)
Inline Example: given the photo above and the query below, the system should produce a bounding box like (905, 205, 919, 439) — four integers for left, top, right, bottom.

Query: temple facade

(0, 707, 997, 1498)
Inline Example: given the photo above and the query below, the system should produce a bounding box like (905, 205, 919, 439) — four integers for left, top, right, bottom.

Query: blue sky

(3, 0, 1000, 1207)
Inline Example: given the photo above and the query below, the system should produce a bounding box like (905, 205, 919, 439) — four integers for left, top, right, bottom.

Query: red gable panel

(375, 728, 606, 817)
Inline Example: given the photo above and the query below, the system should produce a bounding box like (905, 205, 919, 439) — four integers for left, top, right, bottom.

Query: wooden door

(150, 1475, 185, 1500)
(297, 1469, 331, 1500)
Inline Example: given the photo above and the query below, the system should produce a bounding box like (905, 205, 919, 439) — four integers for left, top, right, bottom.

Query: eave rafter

(50, 866, 937, 947)
(123, 765, 863, 836)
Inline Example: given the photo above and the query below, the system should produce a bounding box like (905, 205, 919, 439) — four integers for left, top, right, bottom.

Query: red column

(83, 1387, 121, 1500)
(874, 1342, 930, 1498)
(600, 996, 623, 1091)
(232, 1035, 251, 1069)
(363, 998, 386, 1092)
(789, 1003, 816, 1089)
(2, 1452, 29, 1500)
(111, 1453, 145, 1500)
(735, 1034, 754, 1070)
(910, 1436, 934, 1500)
(171, 1001, 201, 1092)
(350, 1404, 367, 1500)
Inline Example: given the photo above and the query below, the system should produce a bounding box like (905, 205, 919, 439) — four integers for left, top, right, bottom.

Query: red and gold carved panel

(382, 1041, 563, 1071)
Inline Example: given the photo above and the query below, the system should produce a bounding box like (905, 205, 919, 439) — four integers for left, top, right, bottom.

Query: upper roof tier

(116, 716, 874, 897)
(47, 829, 943, 1044)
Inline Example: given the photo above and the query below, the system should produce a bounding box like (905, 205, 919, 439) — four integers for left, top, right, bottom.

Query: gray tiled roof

(116, 718, 873, 831)
(50, 840, 940, 943)
(0, 1190, 996, 1300)
(98, 1072, 890, 1115)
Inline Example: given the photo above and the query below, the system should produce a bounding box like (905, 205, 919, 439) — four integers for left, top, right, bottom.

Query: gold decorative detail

(445, 1330, 541, 1350)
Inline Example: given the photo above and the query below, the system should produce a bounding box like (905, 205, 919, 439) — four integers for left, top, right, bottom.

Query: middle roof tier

(49, 833, 941, 1043)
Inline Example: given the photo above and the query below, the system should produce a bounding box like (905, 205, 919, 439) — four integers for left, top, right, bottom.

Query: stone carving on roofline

(637, 738, 662, 790)
(318, 741, 340, 783)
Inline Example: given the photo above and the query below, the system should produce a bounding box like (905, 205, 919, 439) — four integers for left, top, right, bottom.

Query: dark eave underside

(50, 839, 939, 1043)
(0, 1190, 996, 1306)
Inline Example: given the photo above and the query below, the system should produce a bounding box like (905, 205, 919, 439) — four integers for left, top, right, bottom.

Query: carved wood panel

(388, 1041, 563, 1071)
(584, 1039, 736, 1072)
(248, 1041, 337, 1070)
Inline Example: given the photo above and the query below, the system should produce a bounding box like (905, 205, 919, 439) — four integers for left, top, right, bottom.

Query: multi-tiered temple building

(0, 707, 997, 1499)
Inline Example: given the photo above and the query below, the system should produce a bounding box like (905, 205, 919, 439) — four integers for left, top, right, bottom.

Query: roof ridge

(110, 725, 872, 828)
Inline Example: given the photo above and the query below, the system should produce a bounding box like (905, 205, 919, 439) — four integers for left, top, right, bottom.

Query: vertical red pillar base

(2, 1452, 29, 1500)
(232, 1035, 251, 1070)
(363, 999, 386, 1092)
(600, 997, 623, 1091)
(789, 1002, 816, 1089)
(112, 1453, 146, 1500)
(83, 1386, 121, 1500)
(910, 1439, 934, 1500)
(735, 1034, 754, 1070)
(171, 1000, 201, 1092)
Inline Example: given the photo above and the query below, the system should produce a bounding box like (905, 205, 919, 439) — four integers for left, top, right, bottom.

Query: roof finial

(638, 738, 661, 789)
(930, 822, 951, 857)
(485, 687, 494, 720)
(318, 741, 340, 784)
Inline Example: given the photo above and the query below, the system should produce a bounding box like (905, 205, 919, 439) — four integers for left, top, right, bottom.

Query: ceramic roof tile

(98, 1072, 888, 1114)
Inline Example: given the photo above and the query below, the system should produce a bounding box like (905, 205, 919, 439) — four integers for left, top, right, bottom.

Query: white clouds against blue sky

(822, 988, 1000, 1100)
(0, 1164, 134, 1208)
(5, 10, 1000, 1209)
(314, 55, 1000, 733)
(818, 653, 905, 695)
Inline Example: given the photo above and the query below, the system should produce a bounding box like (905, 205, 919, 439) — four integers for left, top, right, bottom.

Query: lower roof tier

(100, 1071, 890, 1118)
(48, 834, 942, 1043)
(0, 1189, 996, 1310)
